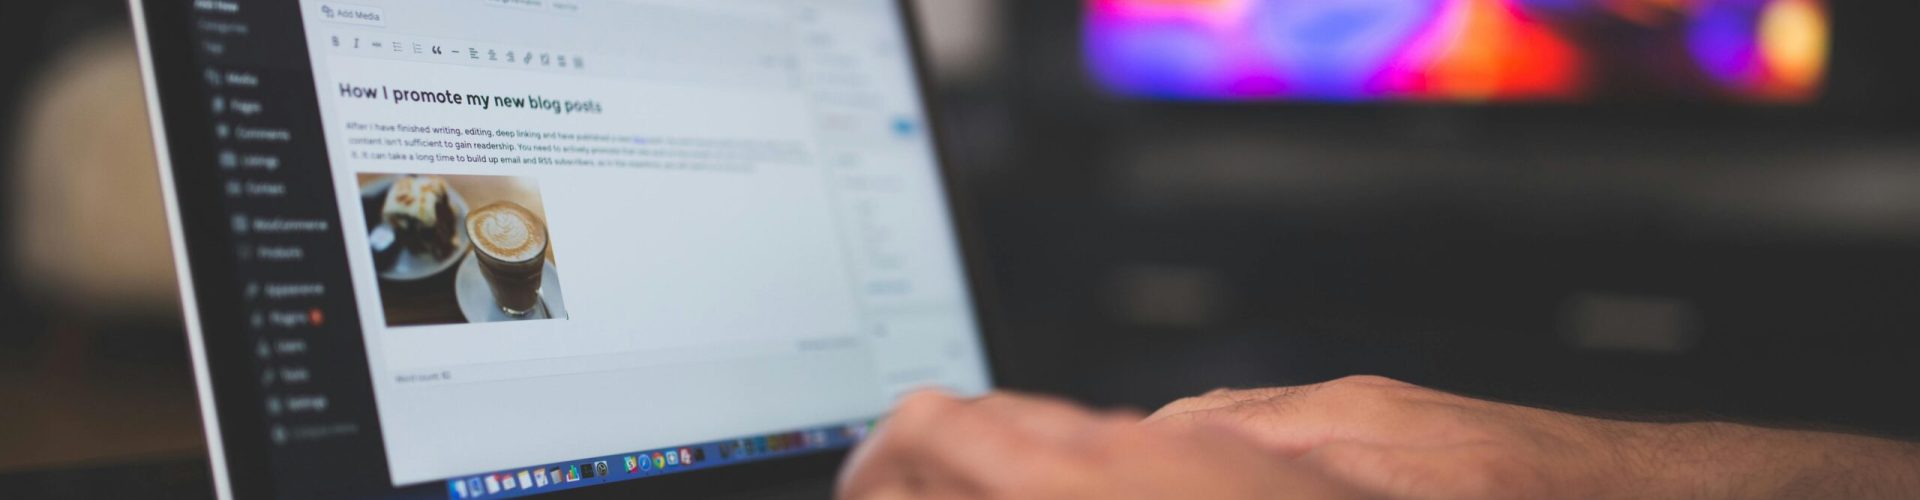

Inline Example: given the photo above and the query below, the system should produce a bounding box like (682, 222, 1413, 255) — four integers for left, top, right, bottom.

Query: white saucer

(454, 253, 570, 323)
(368, 177, 472, 282)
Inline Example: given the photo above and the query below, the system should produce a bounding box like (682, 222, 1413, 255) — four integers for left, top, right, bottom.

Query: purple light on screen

(1510, 0, 1590, 15)
(1688, 0, 1768, 89)
(1086, 0, 1451, 100)
(1245, 0, 1444, 99)
(1087, 21, 1239, 99)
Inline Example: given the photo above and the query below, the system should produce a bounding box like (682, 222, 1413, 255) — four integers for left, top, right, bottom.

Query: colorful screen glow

(1085, 0, 1830, 102)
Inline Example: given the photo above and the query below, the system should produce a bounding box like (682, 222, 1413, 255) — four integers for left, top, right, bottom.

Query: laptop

(129, 0, 998, 498)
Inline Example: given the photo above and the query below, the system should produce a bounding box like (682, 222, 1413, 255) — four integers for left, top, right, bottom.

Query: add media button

(315, 3, 386, 27)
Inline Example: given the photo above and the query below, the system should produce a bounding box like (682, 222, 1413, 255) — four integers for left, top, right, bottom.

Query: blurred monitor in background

(914, 0, 1004, 84)
(11, 31, 176, 318)
(952, 0, 1920, 432)
(0, 2, 207, 479)
(1085, 0, 1830, 103)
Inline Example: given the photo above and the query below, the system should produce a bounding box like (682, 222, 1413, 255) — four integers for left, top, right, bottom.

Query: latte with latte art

(467, 202, 549, 315)
(468, 203, 546, 263)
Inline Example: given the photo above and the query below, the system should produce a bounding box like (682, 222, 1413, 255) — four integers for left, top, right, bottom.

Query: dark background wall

(1, 0, 1917, 485)
(962, 1, 1920, 436)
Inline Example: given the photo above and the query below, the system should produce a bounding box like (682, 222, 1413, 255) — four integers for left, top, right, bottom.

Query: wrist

(1621, 422, 1920, 500)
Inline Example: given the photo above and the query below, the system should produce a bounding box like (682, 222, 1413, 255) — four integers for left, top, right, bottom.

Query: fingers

(1146, 425, 1381, 500)
(1146, 385, 1317, 422)
(1296, 442, 1423, 498)
(1145, 375, 1413, 423)
(837, 391, 955, 499)
(1144, 376, 1432, 455)
(838, 389, 1388, 500)
(1144, 383, 1335, 454)
(841, 391, 1008, 499)
(838, 390, 1121, 500)
(970, 392, 1110, 447)
(1296, 442, 1508, 500)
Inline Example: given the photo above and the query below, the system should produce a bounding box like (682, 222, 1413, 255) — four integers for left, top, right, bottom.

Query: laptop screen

(168, 0, 991, 497)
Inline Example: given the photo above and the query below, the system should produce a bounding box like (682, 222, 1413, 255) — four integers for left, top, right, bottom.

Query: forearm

(1629, 422, 1920, 499)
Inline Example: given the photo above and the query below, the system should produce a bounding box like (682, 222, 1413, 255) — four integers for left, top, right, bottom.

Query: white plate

(454, 252, 569, 323)
(366, 177, 471, 282)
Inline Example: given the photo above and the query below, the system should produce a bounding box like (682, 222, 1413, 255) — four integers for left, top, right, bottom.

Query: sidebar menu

(184, 0, 400, 495)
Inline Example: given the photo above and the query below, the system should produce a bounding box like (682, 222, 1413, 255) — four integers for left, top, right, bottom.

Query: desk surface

(0, 457, 212, 499)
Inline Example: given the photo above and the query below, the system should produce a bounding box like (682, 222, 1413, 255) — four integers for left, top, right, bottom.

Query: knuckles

(1154, 395, 1222, 418)
(1203, 387, 1242, 398)
(1326, 374, 1414, 389)
(886, 391, 953, 430)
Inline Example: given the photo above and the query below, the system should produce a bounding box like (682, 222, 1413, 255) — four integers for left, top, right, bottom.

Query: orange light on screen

(1759, 0, 1829, 98)
(1402, 0, 1584, 101)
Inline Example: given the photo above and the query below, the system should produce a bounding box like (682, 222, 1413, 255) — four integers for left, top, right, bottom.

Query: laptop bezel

(129, 0, 1007, 497)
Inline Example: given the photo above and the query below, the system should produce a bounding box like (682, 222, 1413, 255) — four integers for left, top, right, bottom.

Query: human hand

(837, 390, 1369, 500)
(1147, 375, 1920, 500)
